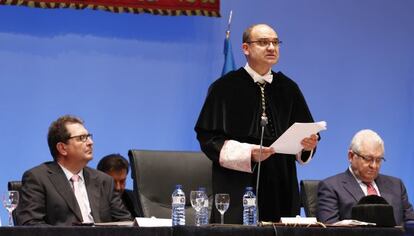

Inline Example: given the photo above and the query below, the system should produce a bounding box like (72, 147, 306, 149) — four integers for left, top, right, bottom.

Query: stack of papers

(332, 219, 376, 226)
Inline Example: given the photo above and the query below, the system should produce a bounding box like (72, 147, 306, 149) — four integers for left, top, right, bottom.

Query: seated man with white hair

(317, 129, 414, 226)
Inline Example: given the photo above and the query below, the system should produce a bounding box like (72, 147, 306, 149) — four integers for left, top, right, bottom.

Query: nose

(267, 42, 276, 50)
(369, 160, 380, 168)
(87, 136, 93, 145)
(115, 182, 122, 191)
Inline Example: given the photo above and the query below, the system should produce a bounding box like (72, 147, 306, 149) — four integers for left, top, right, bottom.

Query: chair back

(300, 180, 320, 217)
(128, 149, 212, 225)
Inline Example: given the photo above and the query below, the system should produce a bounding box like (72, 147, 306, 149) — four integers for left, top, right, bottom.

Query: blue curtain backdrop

(0, 0, 413, 223)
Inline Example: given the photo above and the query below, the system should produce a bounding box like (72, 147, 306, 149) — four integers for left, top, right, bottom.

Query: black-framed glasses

(352, 150, 386, 165)
(67, 133, 93, 143)
(247, 39, 282, 47)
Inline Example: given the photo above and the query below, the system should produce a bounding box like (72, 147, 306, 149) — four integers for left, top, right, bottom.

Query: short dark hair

(97, 154, 129, 174)
(47, 115, 84, 161)
(242, 23, 274, 43)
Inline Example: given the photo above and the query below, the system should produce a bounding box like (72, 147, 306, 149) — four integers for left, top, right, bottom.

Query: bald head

(242, 24, 278, 43)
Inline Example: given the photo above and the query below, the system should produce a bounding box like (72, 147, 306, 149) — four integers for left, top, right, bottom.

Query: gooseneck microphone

(255, 115, 268, 223)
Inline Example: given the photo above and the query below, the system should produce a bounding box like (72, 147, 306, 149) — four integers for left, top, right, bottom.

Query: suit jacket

(16, 161, 132, 226)
(317, 169, 414, 226)
(122, 189, 143, 218)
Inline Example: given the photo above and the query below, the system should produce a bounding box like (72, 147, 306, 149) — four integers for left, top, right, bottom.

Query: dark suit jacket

(317, 169, 414, 226)
(122, 189, 143, 218)
(16, 161, 132, 226)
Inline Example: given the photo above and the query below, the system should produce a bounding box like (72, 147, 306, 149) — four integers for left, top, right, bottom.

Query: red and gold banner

(0, 0, 220, 17)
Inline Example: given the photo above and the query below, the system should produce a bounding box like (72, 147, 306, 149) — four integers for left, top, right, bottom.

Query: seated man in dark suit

(97, 154, 143, 218)
(16, 115, 132, 226)
(317, 129, 414, 226)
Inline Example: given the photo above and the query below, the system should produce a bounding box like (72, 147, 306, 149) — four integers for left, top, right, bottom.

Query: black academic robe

(195, 68, 316, 224)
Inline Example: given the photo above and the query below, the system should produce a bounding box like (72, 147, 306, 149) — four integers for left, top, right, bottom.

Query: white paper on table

(270, 121, 327, 155)
(280, 216, 317, 224)
(332, 219, 376, 226)
(133, 217, 172, 227)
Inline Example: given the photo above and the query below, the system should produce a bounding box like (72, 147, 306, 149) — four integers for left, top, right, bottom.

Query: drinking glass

(215, 193, 230, 224)
(190, 190, 206, 226)
(3, 191, 19, 226)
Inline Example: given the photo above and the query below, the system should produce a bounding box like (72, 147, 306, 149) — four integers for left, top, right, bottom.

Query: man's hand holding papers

(270, 121, 327, 155)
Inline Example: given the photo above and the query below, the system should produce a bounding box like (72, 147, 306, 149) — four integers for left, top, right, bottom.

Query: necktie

(71, 175, 93, 223)
(365, 182, 378, 196)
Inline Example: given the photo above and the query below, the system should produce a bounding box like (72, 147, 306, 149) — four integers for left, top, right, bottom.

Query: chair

(128, 149, 212, 225)
(300, 180, 320, 217)
(8, 180, 22, 225)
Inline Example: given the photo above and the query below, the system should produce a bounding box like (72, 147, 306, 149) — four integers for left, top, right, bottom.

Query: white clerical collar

(244, 63, 273, 84)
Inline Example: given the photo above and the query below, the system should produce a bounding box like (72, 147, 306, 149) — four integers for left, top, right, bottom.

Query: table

(0, 225, 405, 236)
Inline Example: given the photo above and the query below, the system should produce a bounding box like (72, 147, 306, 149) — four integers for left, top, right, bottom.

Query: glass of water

(215, 193, 230, 224)
(3, 191, 19, 226)
(190, 190, 207, 226)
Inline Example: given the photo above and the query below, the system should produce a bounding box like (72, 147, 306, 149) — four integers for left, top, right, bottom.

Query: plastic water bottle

(243, 186, 257, 225)
(196, 187, 209, 225)
(172, 184, 186, 226)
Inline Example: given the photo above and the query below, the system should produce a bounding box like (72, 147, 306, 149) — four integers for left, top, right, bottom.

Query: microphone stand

(255, 115, 267, 224)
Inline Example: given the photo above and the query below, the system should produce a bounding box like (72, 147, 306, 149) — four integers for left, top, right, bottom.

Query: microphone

(255, 115, 268, 223)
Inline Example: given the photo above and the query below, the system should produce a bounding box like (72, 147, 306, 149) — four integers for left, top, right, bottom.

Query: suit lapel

(47, 162, 83, 222)
(342, 169, 365, 202)
(84, 168, 101, 222)
(376, 175, 393, 203)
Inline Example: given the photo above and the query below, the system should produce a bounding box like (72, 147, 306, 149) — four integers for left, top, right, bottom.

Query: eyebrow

(255, 37, 278, 41)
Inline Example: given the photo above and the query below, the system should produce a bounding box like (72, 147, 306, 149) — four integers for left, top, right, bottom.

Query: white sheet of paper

(280, 216, 317, 224)
(134, 217, 172, 227)
(270, 121, 327, 154)
(94, 221, 134, 226)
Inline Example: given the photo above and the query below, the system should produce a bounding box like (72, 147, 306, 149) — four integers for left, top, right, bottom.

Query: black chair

(128, 149, 212, 225)
(300, 180, 320, 217)
(8, 180, 22, 225)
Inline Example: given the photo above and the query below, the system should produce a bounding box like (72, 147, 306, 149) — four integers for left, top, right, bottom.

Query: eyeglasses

(352, 150, 386, 165)
(67, 133, 93, 142)
(247, 39, 282, 47)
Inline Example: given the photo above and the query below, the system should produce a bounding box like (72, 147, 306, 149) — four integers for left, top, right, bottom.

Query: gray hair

(349, 129, 384, 154)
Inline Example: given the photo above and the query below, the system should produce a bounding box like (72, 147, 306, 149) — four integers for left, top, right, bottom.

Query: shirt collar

(244, 63, 273, 84)
(348, 166, 376, 186)
(58, 163, 84, 182)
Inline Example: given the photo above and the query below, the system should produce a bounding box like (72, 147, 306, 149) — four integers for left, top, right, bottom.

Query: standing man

(317, 129, 414, 225)
(97, 154, 143, 218)
(195, 24, 319, 223)
(16, 115, 132, 226)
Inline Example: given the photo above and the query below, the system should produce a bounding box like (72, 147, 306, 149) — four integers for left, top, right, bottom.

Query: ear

(348, 150, 353, 163)
(56, 142, 68, 156)
(242, 43, 249, 56)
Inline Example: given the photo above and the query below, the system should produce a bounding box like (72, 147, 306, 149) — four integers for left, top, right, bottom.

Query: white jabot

(244, 63, 273, 84)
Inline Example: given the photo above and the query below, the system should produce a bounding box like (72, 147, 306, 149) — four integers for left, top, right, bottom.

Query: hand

(301, 134, 318, 151)
(251, 146, 275, 162)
